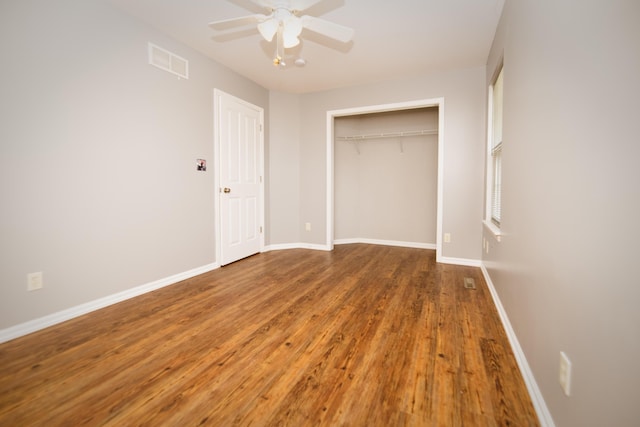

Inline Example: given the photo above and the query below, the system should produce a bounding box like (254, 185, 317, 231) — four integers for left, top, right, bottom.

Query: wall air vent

(148, 43, 189, 79)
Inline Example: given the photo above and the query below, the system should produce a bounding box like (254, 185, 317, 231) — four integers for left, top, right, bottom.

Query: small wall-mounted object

(197, 159, 207, 171)
(148, 42, 189, 79)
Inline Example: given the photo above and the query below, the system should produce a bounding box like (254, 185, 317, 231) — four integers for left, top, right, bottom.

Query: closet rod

(335, 129, 437, 141)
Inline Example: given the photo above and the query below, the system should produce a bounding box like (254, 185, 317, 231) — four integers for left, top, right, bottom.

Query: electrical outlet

(559, 351, 572, 396)
(27, 272, 43, 291)
(444, 233, 451, 243)
(305, 222, 311, 232)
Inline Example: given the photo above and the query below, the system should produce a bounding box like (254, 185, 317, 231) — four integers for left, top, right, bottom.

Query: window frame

(484, 65, 504, 241)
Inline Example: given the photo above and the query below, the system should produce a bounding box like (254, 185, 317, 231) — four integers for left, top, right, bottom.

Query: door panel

(217, 91, 263, 265)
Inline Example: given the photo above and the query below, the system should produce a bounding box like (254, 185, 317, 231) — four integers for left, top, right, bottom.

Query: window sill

(483, 220, 502, 242)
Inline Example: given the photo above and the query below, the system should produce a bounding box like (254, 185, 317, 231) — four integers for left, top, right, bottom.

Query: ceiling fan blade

(248, 0, 323, 13)
(291, 0, 324, 12)
(208, 14, 267, 30)
(300, 15, 354, 43)
(247, 0, 281, 10)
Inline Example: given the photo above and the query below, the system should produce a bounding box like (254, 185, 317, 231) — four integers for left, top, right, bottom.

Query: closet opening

(326, 98, 444, 262)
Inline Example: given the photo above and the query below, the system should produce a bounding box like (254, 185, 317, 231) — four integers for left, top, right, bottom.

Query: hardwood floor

(0, 244, 539, 426)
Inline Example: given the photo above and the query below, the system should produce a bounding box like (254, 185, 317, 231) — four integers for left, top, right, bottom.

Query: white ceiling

(108, 0, 504, 94)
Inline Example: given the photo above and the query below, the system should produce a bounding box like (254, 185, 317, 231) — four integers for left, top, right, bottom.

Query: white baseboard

(480, 264, 555, 427)
(263, 243, 332, 252)
(437, 256, 482, 267)
(334, 238, 437, 250)
(262, 243, 302, 252)
(267, 240, 484, 269)
(0, 262, 219, 344)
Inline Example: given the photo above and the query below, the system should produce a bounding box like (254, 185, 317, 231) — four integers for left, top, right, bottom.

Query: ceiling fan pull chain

(273, 24, 286, 67)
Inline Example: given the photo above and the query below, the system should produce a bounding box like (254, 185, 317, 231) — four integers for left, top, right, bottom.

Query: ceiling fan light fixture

(282, 33, 300, 48)
(282, 15, 303, 48)
(257, 18, 278, 42)
(285, 15, 303, 35)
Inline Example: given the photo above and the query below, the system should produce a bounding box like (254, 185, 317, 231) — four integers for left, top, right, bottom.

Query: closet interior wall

(334, 107, 439, 246)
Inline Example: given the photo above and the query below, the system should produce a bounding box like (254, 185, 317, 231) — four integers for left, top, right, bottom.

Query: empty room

(1, 1, 638, 426)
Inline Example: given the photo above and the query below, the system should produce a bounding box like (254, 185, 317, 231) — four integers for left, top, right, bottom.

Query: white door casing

(214, 89, 264, 266)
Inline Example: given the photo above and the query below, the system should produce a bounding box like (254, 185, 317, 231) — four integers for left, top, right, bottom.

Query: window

(486, 66, 503, 236)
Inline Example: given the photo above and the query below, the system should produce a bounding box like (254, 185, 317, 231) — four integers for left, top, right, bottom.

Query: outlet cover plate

(27, 272, 43, 291)
(559, 351, 572, 396)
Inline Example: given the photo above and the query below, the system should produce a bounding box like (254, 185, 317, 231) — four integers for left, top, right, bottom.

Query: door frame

(326, 97, 445, 262)
(213, 88, 265, 265)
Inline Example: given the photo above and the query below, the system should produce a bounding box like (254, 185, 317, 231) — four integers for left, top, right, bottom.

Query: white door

(215, 90, 264, 266)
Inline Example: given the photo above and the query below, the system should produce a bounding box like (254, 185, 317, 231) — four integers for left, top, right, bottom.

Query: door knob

(223, 187, 231, 193)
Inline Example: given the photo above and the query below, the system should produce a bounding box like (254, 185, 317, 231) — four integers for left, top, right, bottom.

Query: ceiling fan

(209, 0, 355, 67)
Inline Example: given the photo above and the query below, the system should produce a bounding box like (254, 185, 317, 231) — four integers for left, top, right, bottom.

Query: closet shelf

(335, 129, 437, 141)
(336, 129, 437, 154)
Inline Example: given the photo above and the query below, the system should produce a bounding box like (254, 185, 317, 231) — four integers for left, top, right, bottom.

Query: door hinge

(259, 226, 263, 233)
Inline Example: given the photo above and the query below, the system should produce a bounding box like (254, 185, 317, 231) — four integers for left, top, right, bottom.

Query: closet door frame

(326, 97, 445, 262)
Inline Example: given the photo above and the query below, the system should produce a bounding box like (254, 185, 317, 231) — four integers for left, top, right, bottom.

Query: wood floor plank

(0, 244, 538, 426)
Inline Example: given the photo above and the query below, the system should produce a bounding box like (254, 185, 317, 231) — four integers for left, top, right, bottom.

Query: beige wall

(0, 0, 268, 329)
(334, 109, 439, 244)
(484, 1, 640, 425)
(267, 91, 301, 245)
